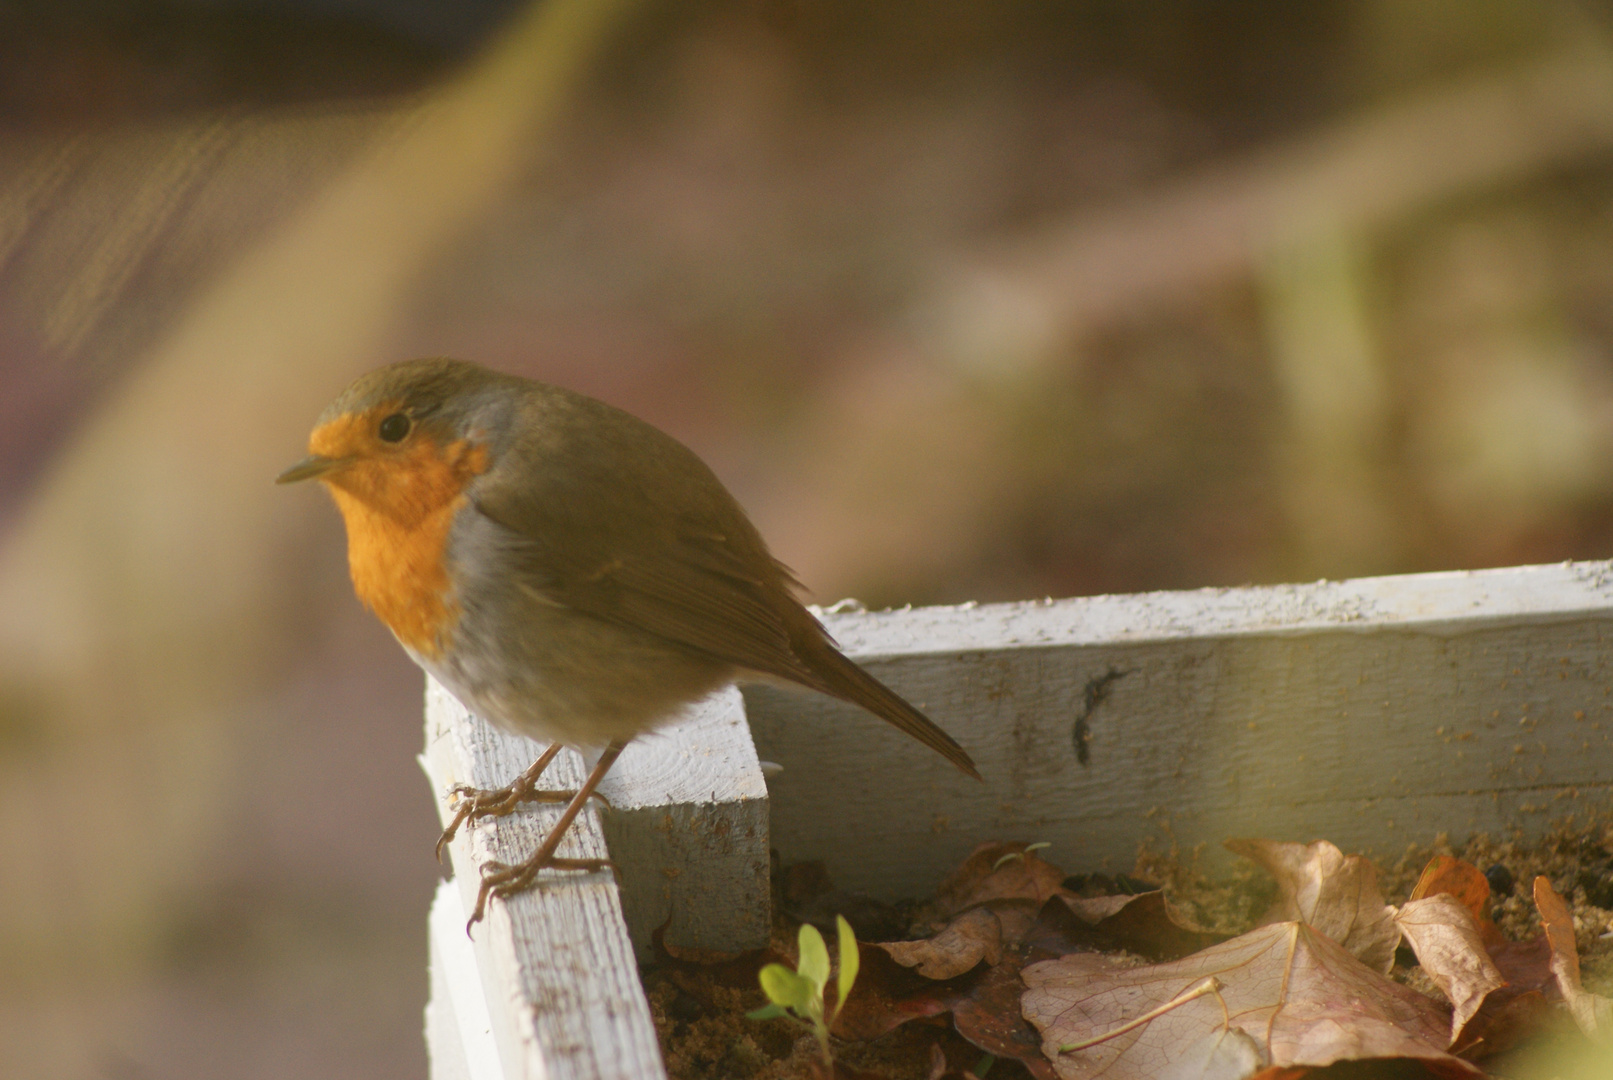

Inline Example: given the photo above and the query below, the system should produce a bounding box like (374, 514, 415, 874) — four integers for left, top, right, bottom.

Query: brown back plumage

(464, 369, 981, 779)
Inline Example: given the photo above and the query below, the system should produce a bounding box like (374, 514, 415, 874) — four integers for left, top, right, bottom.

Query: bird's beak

(275, 454, 353, 484)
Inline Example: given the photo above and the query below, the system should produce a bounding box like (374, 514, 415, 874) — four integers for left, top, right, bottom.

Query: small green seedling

(747, 915, 859, 1069)
(992, 841, 1051, 870)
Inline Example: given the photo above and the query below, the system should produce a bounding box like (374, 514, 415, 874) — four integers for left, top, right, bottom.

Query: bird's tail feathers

(797, 638, 981, 781)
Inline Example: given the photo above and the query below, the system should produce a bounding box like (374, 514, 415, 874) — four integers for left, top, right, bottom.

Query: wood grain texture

(421, 680, 666, 1080)
(597, 686, 770, 959)
(745, 562, 1613, 901)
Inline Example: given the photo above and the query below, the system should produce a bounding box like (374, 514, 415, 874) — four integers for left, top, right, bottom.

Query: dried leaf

(924, 1043, 968, 1080)
(833, 944, 960, 1041)
(951, 950, 1058, 1079)
(1156, 1027, 1263, 1080)
(934, 842, 1067, 917)
(1410, 856, 1489, 915)
(843, 927, 1057, 1075)
(1024, 894, 1108, 957)
(1435, 901, 1558, 1061)
(1022, 921, 1481, 1079)
(1060, 893, 1133, 923)
(1392, 894, 1506, 1041)
(1535, 875, 1613, 1043)
(879, 908, 1004, 980)
(1488, 932, 1554, 994)
(1226, 838, 1400, 973)
(1409, 855, 1505, 950)
(1409, 856, 1486, 908)
(1060, 890, 1226, 960)
(1452, 986, 1553, 1060)
(988, 900, 1046, 948)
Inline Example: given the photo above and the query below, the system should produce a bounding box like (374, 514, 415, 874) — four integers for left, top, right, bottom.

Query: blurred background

(6, 0, 1613, 1075)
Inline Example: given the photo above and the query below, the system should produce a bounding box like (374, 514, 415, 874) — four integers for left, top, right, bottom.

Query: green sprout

(747, 915, 859, 1069)
(992, 841, 1051, 870)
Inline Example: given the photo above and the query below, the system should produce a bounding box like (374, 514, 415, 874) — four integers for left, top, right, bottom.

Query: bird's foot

(469, 852, 613, 926)
(437, 778, 579, 860)
(459, 740, 627, 931)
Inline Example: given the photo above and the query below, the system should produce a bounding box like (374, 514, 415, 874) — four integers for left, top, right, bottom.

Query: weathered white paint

(421, 680, 769, 1079)
(746, 561, 1613, 901)
(596, 686, 770, 959)
(421, 681, 667, 1080)
(427, 879, 504, 1080)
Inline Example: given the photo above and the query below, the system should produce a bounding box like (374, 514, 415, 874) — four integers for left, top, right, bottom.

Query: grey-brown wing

(470, 405, 825, 689)
(472, 385, 979, 779)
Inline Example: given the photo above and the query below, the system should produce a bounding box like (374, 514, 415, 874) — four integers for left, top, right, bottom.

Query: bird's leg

(469, 741, 625, 926)
(437, 741, 574, 860)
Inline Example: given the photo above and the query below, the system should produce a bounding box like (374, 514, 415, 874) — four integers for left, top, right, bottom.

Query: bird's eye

(378, 413, 411, 442)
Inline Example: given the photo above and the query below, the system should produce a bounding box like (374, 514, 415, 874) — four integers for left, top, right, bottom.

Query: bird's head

(277, 358, 514, 520)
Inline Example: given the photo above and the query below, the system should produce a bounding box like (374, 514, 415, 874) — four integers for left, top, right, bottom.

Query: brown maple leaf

(832, 944, 959, 1042)
(1226, 838, 1400, 973)
(930, 841, 1068, 919)
(1021, 920, 1482, 1079)
(877, 907, 1004, 980)
(1392, 893, 1507, 1043)
(1409, 855, 1506, 950)
(1059, 889, 1226, 961)
(951, 949, 1060, 1080)
(1535, 875, 1613, 1044)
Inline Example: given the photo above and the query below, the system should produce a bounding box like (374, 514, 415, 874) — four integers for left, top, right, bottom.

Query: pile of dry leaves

(646, 829, 1613, 1079)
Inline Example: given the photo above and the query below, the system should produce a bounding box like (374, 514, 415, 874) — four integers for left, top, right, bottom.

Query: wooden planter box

(422, 561, 1613, 1079)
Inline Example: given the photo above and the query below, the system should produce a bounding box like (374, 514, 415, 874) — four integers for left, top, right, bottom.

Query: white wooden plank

(426, 902, 471, 1080)
(420, 680, 666, 1080)
(745, 561, 1613, 901)
(596, 687, 770, 960)
(427, 879, 505, 1080)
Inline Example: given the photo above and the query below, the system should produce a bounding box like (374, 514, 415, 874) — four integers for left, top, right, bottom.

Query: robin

(278, 358, 979, 924)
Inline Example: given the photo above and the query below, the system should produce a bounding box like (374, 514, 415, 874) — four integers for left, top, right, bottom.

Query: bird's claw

(465, 854, 614, 929)
(435, 780, 578, 862)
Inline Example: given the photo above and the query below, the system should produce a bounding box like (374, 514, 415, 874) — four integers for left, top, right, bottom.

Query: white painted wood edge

(426, 900, 470, 1080)
(749, 559, 1613, 900)
(812, 560, 1613, 655)
(596, 687, 771, 960)
(427, 879, 506, 1080)
(421, 679, 667, 1080)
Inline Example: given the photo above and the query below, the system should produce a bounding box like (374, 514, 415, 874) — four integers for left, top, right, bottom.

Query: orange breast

(330, 486, 463, 659)
(314, 420, 489, 660)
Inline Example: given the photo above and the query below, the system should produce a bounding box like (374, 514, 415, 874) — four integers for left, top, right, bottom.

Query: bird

(278, 358, 979, 924)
